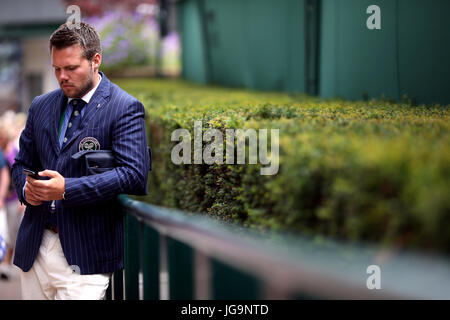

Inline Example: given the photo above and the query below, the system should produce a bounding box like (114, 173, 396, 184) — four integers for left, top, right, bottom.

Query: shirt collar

(67, 73, 102, 105)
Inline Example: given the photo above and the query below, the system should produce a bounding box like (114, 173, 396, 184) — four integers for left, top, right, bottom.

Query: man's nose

(59, 70, 69, 81)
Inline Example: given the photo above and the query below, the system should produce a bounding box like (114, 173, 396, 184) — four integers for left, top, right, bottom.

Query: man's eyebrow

(52, 65, 79, 68)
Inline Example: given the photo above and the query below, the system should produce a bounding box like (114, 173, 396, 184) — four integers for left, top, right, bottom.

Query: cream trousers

(20, 229, 111, 300)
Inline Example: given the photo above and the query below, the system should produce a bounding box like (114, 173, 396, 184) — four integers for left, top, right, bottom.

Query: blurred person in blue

(0, 117, 25, 280)
(11, 22, 150, 299)
(0, 144, 11, 279)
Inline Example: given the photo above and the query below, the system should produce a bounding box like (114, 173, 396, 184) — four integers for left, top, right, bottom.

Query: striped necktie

(62, 98, 86, 146)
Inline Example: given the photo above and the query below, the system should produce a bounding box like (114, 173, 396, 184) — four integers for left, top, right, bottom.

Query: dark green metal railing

(107, 195, 450, 300)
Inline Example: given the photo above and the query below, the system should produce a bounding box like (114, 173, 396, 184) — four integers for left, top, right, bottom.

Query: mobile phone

(23, 168, 40, 180)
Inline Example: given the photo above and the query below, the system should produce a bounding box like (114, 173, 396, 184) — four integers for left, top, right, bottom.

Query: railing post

(194, 250, 211, 299)
(168, 238, 194, 299)
(143, 225, 160, 300)
(124, 213, 140, 300)
(211, 259, 261, 299)
(159, 234, 169, 300)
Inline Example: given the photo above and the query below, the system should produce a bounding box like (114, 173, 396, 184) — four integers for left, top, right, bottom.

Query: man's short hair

(49, 22, 102, 60)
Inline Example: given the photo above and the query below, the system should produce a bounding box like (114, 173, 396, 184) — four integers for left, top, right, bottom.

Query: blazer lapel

(60, 72, 111, 153)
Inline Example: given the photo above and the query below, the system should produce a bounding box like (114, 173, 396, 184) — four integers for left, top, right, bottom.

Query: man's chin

(61, 87, 80, 98)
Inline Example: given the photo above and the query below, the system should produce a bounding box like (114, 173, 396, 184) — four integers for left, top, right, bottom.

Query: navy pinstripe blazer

(11, 71, 150, 275)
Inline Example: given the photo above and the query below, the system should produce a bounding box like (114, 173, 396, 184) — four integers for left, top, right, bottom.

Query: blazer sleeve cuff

(63, 178, 77, 205)
(18, 181, 32, 207)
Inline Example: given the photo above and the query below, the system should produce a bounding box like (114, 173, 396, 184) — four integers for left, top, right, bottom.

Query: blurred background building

(0, 0, 67, 114)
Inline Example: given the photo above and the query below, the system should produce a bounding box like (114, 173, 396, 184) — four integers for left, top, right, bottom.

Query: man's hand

(24, 178, 43, 206)
(25, 170, 65, 204)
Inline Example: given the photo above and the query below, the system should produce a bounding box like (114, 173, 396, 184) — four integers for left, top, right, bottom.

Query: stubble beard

(64, 67, 95, 99)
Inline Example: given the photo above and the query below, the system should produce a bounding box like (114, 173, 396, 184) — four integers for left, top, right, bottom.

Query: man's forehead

(51, 45, 85, 65)
(51, 44, 84, 57)
(51, 43, 83, 53)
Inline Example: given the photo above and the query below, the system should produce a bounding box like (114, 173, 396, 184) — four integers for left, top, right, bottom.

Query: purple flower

(85, 9, 180, 69)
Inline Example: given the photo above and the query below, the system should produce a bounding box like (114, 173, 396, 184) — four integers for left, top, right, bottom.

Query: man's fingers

(30, 189, 47, 201)
(26, 191, 42, 204)
(26, 181, 54, 202)
(26, 184, 46, 201)
(27, 178, 48, 189)
(26, 175, 37, 185)
(26, 176, 47, 188)
(39, 170, 59, 178)
(25, 186, 38, 200)
(26, 180, 42, 194)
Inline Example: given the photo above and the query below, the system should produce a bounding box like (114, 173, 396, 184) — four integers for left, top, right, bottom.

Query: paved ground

(0, 265, 22, 300)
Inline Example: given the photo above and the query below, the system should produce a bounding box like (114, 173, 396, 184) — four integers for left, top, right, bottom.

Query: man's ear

(92, 53, 101, 70)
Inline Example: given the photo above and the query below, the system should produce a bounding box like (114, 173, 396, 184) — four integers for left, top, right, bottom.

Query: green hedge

(115, 78, 450, 253)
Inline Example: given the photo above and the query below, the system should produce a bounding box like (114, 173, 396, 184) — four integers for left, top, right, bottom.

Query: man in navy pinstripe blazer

(11, 22, 150, 299)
